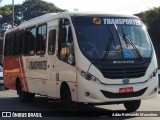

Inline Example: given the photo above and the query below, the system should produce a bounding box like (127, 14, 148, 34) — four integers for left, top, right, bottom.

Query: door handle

(56, 73, 59, 81)
(48, 65, 54, 68)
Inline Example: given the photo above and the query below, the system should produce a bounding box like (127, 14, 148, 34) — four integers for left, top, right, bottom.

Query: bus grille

(101, 87, 147, 98)
(98, 66, 147, 79)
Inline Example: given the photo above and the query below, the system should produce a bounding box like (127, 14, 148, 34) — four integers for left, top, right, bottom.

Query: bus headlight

(81, 71, 100, 83)
(153, 68, 158, 77)
(148, 69, 158, 80)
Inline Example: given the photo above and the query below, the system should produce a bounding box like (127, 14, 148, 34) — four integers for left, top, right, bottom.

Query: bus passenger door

(56, 18, 77, 101)
(46, 26, 57, 97)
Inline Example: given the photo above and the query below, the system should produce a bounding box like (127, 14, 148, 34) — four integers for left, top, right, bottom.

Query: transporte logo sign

(93, 17, 101, 24)
(92, 17, 142, 25)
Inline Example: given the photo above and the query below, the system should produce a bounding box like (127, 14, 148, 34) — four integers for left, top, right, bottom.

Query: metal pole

(12, 0, 14, 28)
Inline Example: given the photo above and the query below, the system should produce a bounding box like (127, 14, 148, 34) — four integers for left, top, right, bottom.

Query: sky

(0, 0, 160, 15)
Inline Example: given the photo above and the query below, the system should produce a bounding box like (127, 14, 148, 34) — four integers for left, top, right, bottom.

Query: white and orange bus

(3, 12, 158, 112)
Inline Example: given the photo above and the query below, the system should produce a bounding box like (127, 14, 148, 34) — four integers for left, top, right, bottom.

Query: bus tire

(60, 83, 77, 111)
(17, 82, 35, 102)
(4, 87, 9, 90)
(123, 100, 141, 112)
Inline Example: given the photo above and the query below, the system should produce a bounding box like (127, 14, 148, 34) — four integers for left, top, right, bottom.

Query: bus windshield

(72, 16, 152, 60)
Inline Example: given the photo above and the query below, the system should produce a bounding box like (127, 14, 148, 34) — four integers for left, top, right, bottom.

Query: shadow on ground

(0, 96, 136, 119)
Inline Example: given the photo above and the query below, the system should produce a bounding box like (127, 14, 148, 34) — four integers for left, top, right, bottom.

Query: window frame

(13, 30, 24, 56)
(48, 29, 56, 55)
(4, 33, 14, 57)
(36, 23, 47, 56)
(57, 18, 75, 65)
(23, 26, 36, 56)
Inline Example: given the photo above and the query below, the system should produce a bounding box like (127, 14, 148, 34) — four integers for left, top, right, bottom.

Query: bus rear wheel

(17, 82, 35, 102)
(123, 100, 141, 112)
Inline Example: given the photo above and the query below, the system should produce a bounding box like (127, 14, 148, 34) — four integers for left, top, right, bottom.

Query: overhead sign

(92, 18, 142, 25)
(103, 18, 142, 25)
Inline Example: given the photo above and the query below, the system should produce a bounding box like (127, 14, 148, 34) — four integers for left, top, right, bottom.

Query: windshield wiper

(103, 26, 117, 59)
(123, 34, 143, 61)
(120, 26, 143, 61)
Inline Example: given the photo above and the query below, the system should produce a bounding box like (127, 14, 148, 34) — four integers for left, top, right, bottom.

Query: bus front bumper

(77, 74, 158, 104)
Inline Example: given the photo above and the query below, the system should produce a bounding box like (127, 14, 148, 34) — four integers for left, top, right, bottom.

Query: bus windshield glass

(72, 16, 152, 60)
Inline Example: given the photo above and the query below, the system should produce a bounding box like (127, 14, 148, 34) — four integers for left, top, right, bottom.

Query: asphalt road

(0, 89, 159, 120)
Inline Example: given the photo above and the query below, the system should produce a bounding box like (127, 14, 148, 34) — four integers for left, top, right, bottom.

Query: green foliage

(137, 7, 160, 66)
(137, 7, 160, 42)
(0, 5, 11, 15)
(0, 0, 64, 25)
(22, 0, 64, 20)
(138, 7, 160, 30)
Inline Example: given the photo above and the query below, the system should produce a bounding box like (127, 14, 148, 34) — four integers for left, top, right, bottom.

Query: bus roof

(68, 12, 137, 18)
(5, 12, 138, 34)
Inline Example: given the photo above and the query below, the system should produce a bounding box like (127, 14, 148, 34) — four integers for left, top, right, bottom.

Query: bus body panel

(3, 57, 19, 90)
(151, 48, 158, 69)
(77, 69, 158, 103)
(23, 56, 48, 95)
(4, 56, 28, 91)
(57, 60, 76, 82)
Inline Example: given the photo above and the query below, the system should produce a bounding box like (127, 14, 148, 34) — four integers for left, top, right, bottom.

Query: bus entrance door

(46, 26, 57, 97)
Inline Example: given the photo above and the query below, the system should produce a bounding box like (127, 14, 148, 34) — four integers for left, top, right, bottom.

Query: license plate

(119, 87, 133, 93)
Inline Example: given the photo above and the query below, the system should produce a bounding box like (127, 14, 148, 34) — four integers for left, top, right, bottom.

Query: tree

(0, 5, 11, 15)
(0, 5, 12, 24)
(22, 0, 64, 21)
(137, 7, 160, 67)
(0, 0, 64, 28)
(0, 0, 64, 62)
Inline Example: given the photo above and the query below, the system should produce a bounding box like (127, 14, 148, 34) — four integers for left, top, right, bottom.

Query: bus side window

(48, 29, 56, 55)
(13, 31, 23, 56)
(23, 27, 36, 55)
(4, 35, 10, 56)
(58, 18, 75, 65)
(36, 24, 47, 55)
(4, 33, 14, 57)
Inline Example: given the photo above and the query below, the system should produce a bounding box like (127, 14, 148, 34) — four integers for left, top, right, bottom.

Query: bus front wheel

(123, 100, 141, 112)
(60, 83, 77, 111)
